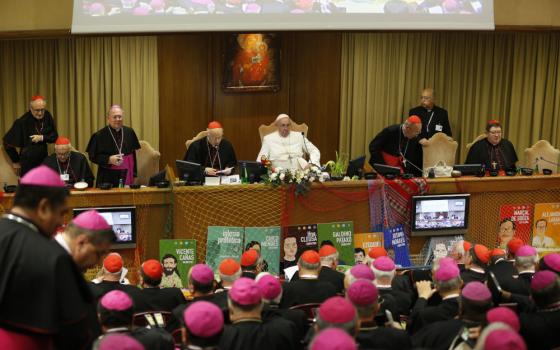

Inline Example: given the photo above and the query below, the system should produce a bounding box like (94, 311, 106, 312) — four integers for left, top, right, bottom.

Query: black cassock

(42, 151, 95, 187)
(279, 278, 337, 309)
(520, 308, 560, 350)
(0, 215, 94, 349)
(407, 297, 459, 335)
(290, 266, 345, 294)
(465, 138, 518, 171)
(3, 111, 58, 175)
(218, 319, 299, 350)
(183, 137, 237, 171)
(409, 105, 452, 140)
(86, 126, 141, 187)
(356, 325, 412, 350)
(368, 124, 423, 176)
(413, 319, 475, 350)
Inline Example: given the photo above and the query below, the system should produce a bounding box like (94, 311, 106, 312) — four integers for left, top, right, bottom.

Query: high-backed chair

(258, 120, 308, 143)
(0, 145, 19, 186)
(422, 132, 458, 170)
(185, 131, 208, 152)
(135, 140, 161, 186)
(466, 133, 486, 151)
(524, 140, 560, 173)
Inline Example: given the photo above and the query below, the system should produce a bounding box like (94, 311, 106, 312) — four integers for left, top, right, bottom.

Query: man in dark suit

(409, 88, 452, 145)
(134, 259, 185, 313)
(280, 250, 337, 308)
(408, 261, 462, 335)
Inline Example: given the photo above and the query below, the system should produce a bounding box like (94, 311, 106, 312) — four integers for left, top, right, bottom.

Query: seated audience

(135, 259, 186, 313)
(348, 280, 412, 349)
(280, 250, 337, 308)
(95, 290, 174, 350)
(181, 301, 224, 350)
(372, 256, 412, 316)
(292, 245, 345, 293)
(219, 278, 299, 350)
(90, 254, 140, 302)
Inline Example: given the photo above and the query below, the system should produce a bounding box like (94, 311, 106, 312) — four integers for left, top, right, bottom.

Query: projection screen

(72, 0, 494, 33)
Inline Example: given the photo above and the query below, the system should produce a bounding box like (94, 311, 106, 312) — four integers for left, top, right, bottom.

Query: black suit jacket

(134, 287, 186, 313)
(279, 279, 337, 309)
(291, 266, 345, 294)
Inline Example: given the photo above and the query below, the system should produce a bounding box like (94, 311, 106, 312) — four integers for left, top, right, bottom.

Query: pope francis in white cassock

(257, 114, 321, 170)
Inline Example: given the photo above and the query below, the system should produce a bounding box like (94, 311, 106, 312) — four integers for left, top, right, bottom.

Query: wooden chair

(466, 133, 486, 151)
(258, 119, 308, 143)
(524, 140, 560, 174)
(0, 145, 19, 186)
(289, 303, 321, 324)
(135, 140, 161, 186)
(132, 311, 172, 328)
(422, 132, 458, 170)
(185, 130, 208, 152)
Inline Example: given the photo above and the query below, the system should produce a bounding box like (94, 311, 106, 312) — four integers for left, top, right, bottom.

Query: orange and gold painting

(223, 33, 280, 92)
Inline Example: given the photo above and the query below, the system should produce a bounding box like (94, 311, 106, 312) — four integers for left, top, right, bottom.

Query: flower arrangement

(324, 151, 348, 180)
(260, 156, 323, 196)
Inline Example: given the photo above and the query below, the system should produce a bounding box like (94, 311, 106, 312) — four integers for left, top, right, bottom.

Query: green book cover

(206, 226, 244, 272)
(159, 239, 197, 289)
(317, 221, 355, 266)
(244, 226, 281, 276)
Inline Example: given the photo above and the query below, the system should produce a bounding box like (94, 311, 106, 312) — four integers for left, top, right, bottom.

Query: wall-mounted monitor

(73, 206, 136, 249)
(411, 194, 470, 236)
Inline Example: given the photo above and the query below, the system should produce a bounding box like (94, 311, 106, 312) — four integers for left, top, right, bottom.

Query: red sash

(381, 151, 404, 173)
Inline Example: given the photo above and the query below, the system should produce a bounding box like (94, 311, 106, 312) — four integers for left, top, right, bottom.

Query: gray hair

(515, 255, 538, 270)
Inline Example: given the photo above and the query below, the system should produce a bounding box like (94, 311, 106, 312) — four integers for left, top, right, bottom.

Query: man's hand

(419, 138, 428, 146)
(30, 135, 43, 143)
(109, 154, 123, 166)
(416, 280, 436, 300)
(12, 163, 21, 176)
(500, 290, 512, 300)
(205, 167, 217, 176)
(385, 321, 404, 330)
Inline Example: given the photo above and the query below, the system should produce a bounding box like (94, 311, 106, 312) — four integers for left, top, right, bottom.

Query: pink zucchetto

(318, 296, 356, 324)
(100, 290, 133, 311)
(310, 328, 357, 350)
(183, 301, 224, 338)
(516, 245, 537, 257)
(372, 256, 396, 272)
(543, 253, 560, 273)
(73, 210, 111, 231)
(99, 334, 144, 350)
(190, 264, 214, 285)
(256, 274, 282, 301)
(347, 279, 378, 307)
(483, 328, 527, 350)
(531, 270, 558, 291)
(229, 277, 262, 306)
(349, 264, 375, 281)
(487, 307, 520, 332)
(20, 165, 65, 188)
(462, 281, 492, 302)
(434, 263, 460, 282)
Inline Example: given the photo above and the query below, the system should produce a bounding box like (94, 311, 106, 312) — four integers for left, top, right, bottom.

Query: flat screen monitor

(176, 160, 204, 185)
(239, 161, 267, 183)
(373, 163, 401, 176)
(149, 169, 167, 186)
(346, 155, 366, 178)
(412, 194, 470, 236)
(453, 164, 483, 176)
(96, 169, 128, 188)
(73, 206, 136, 249)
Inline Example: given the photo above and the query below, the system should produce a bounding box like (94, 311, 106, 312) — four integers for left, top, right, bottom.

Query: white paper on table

(204, 177, 221, 186)
(283, 265, 299, 282)
(221, 174, 241, 185)
(216, 167, 234, 175)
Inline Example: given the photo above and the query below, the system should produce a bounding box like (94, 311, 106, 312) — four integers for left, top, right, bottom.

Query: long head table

(1, 174, 559, 272)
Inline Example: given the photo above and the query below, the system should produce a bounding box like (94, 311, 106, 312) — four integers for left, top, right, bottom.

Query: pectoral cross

(491, 161, 497, 170)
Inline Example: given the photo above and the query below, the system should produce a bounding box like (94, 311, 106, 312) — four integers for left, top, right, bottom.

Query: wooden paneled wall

(158, 32, 342, 170)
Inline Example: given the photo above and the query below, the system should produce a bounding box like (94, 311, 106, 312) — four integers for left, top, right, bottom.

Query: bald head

(276, 114, 291, 137)
(107, 105, 124, 130)
(207, 127, 224, 147)
(420, 88, 435, 110)
(29, 98, 46, 120)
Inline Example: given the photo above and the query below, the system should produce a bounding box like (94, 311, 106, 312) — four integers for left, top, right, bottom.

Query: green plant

(324, 152, 349, 178)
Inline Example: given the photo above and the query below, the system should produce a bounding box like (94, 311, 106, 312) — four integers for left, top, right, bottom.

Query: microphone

(539, 156, 560, 167)
(301, 132, 313, 165)
(400, 153, 423, 173)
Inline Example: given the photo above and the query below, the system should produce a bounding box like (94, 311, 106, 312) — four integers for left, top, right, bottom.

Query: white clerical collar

(299, 274, 318, 279)
(443, 293, 460, 300)
(468, 267, 485, 274)
(54, 233, 71, 254)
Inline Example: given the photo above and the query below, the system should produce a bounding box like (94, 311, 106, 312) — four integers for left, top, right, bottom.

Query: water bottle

(241, 162, 248, 184)
(118, 178, 124, 189)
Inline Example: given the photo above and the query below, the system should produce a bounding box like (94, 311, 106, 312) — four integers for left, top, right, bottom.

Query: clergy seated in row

(94, 290, 174, 350)
(86, 104, 141, 187)
(368, 115, 423, 177)
(257, 113, 320, 171)
(43, 136, 95, 187)
(465, 119, 518, 173)
(289, 244, 345, 294)
(279, 250, 338, 308)
(184, 121, 237, 176)
(90, 253, 141, 304)
(219, 278, 301, 350)
(461, 244, 490, 284)
(2, 95, 58, 176)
